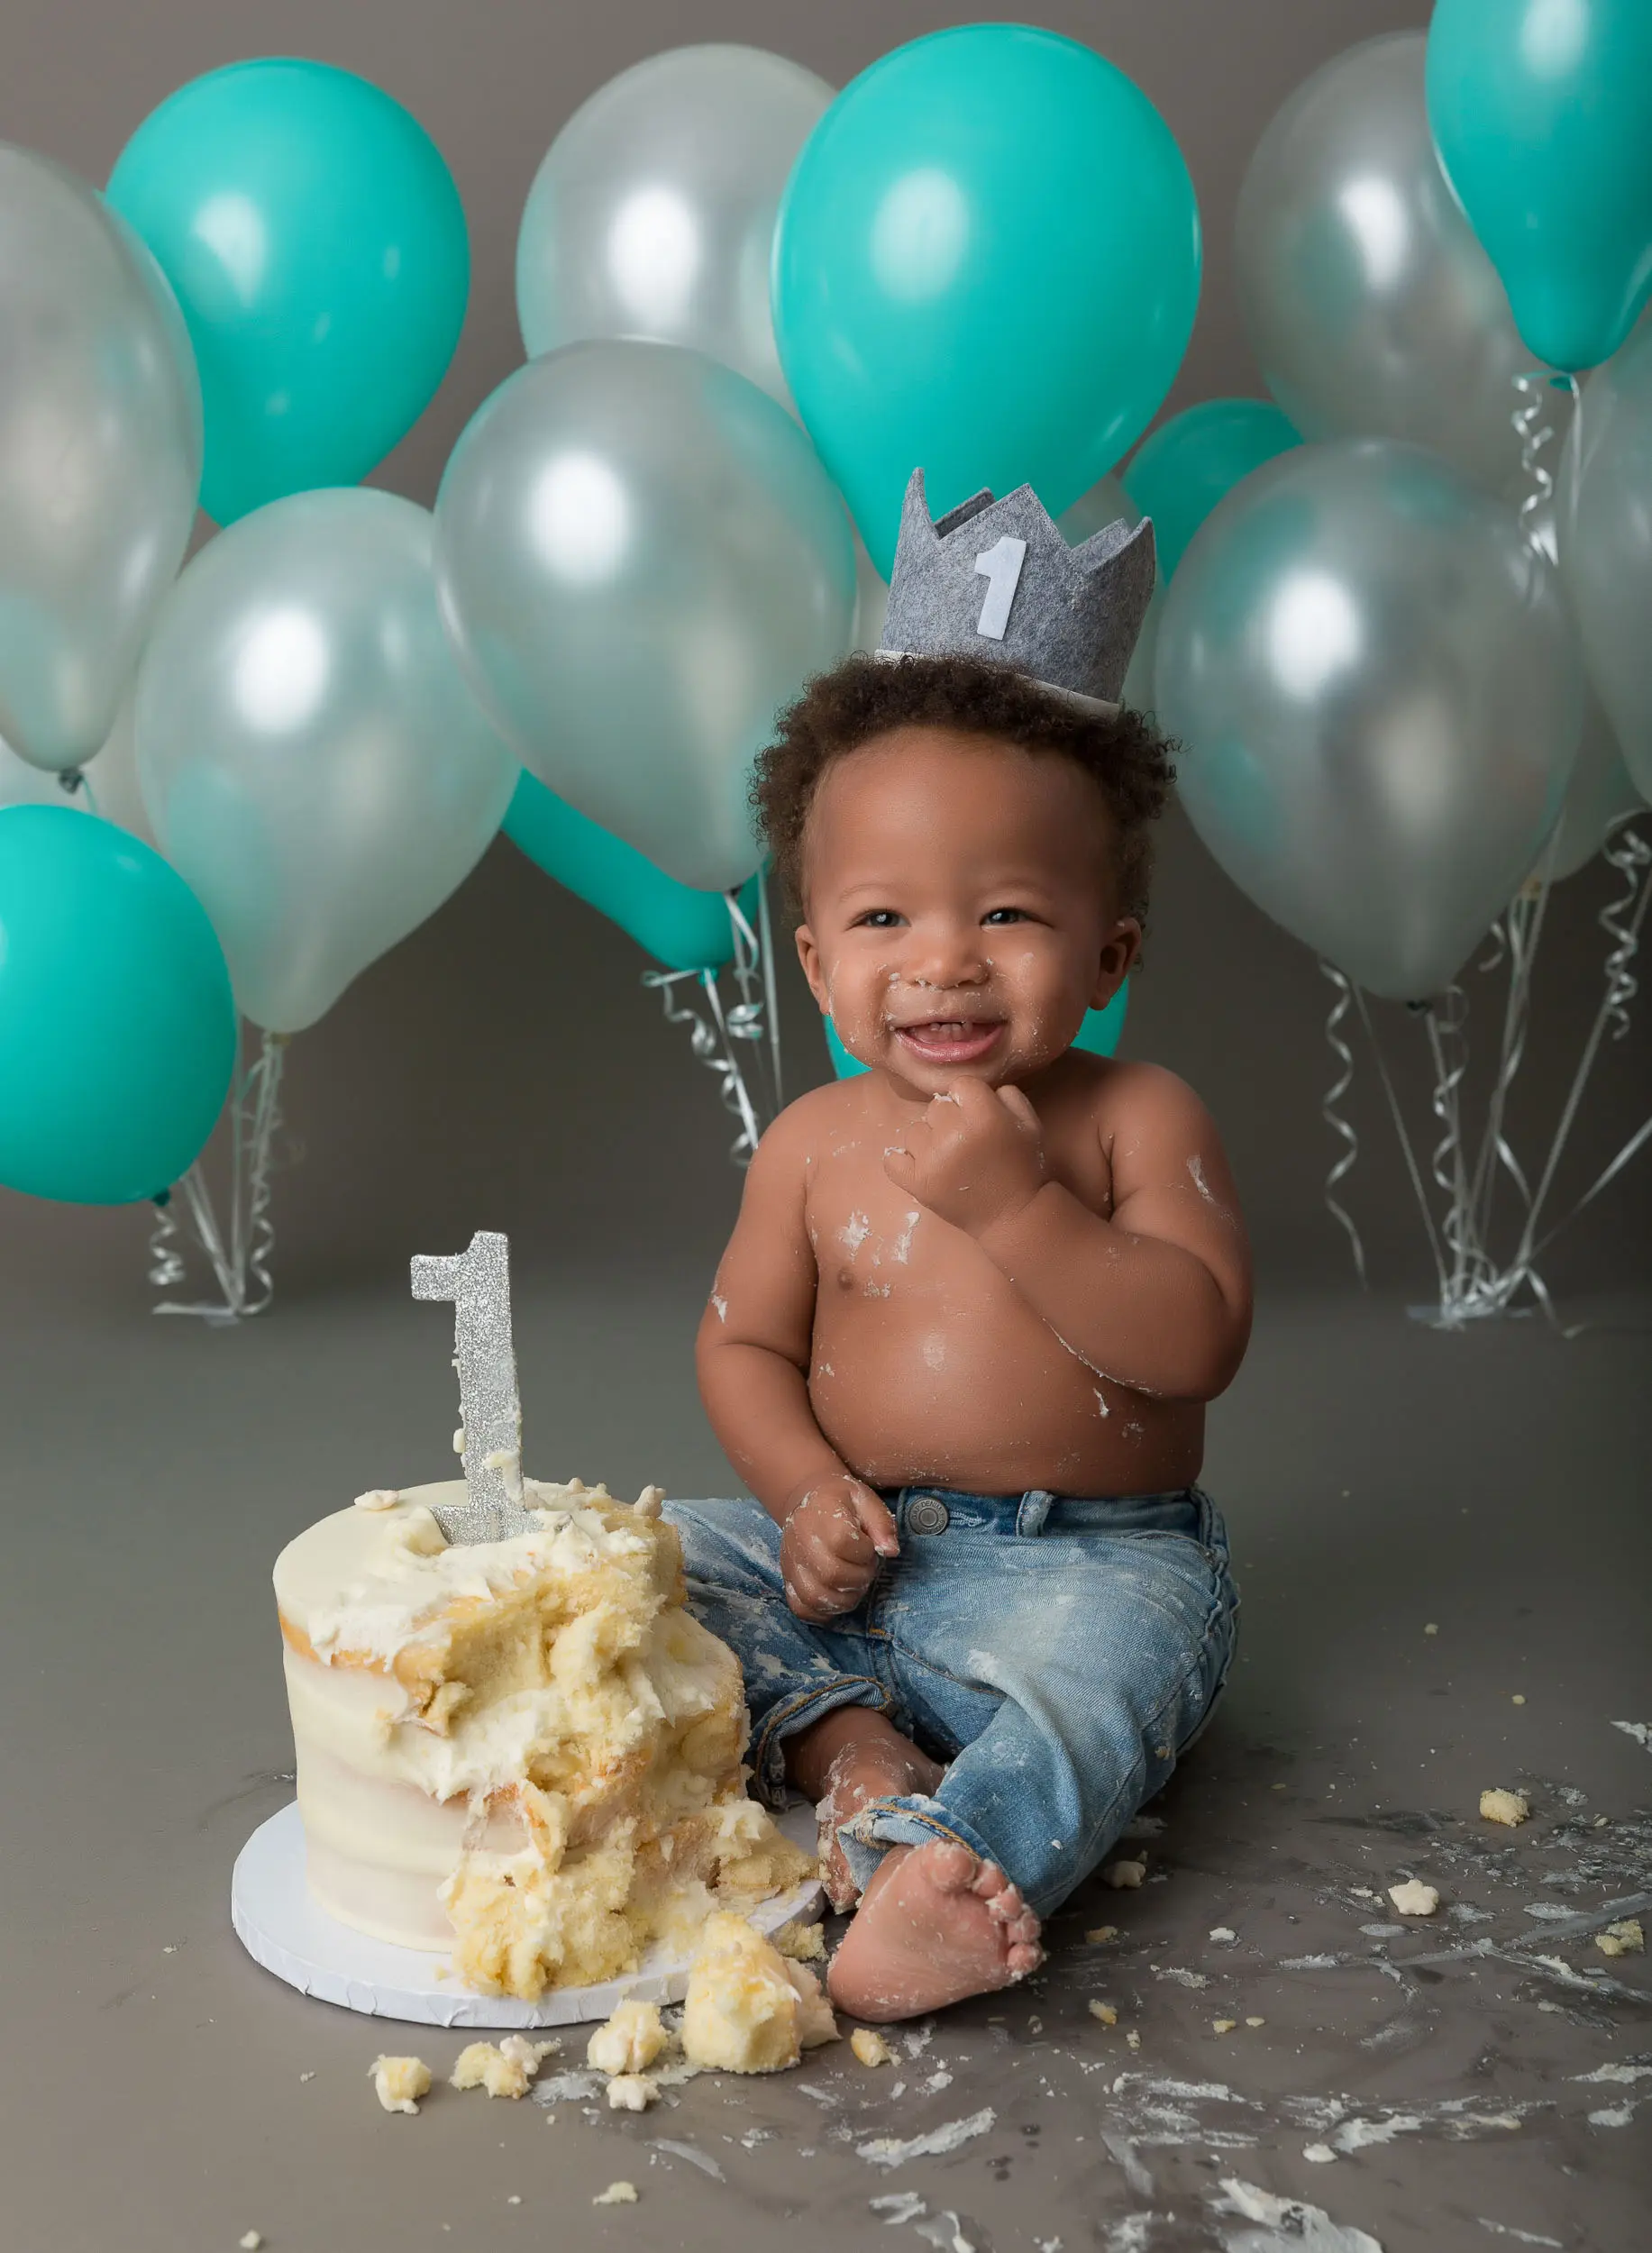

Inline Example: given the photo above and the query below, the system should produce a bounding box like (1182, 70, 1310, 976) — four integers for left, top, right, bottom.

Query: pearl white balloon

(1559, 315, 1652, 798)
(135, 489, 517, 1034)
(516, 45, 833, 407)
(1236, 34, 1543, 506)
(1156, 439, 1584, 1001)
(0, 732, 84, 811)
(434, 339, 856, 892)
(0, 145, 202, 771)
(1540, 698, 1645, 881)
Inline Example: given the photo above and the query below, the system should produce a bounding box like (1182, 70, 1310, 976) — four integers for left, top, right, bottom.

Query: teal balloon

(1123, 400, 1301, 582)
(1426, 0, 1652, 370)
(0, 806, 236, 1203)
(505, 771, 758, 973)
(107, 59, 469, 524)
(826, 982, 1129, 1081)
(773, 25, 1200, 577)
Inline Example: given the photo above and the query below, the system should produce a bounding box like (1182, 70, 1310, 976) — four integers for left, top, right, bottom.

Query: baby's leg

(830, 1491, 1238, 2018)
(784, 1705, 943, 1911)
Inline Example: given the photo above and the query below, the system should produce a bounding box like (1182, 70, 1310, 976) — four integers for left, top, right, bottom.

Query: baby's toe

(981, 1875, 1027, 1922)
(924, 1842, 980, 1894)
(970, 1859, 1012, 1904)
(1006, 1939, 1044, 1977)
(1003, 1907, 1042, 1948)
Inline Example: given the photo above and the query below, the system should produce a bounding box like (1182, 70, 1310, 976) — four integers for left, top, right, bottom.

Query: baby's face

(796, 725, 1140, 1100)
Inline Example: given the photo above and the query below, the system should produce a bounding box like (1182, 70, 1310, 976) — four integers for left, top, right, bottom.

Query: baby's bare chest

(803, 1111, 1113, 1304)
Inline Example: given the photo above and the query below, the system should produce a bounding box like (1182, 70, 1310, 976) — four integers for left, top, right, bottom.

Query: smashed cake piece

(587, 1999, 668, 2078)
(593, 2182, 638, 2205)
(852, 2028, 895, 2066)
(450, 2035, 554, 2098)
(274, 1478, 813, 1998)
(772, 1918, 826, 1963)
(607, 2074, 660, 2111)
(681, 1912, 839, 2073)
(1387, 1880, 1441, 1917)
(369, 2056, 432, 2115)
(1479, 1788, 1530, 1827)
(1596, 1919, 1643, 1958)
(1102, 1857, 1146, 1889)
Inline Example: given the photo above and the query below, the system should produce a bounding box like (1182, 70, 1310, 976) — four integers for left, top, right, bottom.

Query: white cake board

(231, 1801, 824, 2030)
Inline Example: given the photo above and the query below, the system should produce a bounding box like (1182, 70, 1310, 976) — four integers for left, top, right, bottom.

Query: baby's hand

(780, 1473, 900, 1621)
(883, 1079, 1046, 1236)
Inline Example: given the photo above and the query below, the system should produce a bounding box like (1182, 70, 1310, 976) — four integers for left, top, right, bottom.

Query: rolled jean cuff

(835, 1791, 1001, 1898)
(747, 1678, 891, 1807)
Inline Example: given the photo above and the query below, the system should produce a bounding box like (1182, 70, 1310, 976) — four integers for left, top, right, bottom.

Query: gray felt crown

(878, 468, 1156, 712)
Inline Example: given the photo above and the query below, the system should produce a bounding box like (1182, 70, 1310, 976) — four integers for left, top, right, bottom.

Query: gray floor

(3, 1269, 1647, 2253)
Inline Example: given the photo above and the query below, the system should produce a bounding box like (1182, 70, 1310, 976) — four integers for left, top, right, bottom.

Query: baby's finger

(852, 1485, 901, 1559)
(996, 1082, 1041, 1135)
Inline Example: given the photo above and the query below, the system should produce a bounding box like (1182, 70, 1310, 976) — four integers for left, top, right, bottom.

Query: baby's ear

(794, 923, 830, 1013)
(1090, 917, 1144, 1008)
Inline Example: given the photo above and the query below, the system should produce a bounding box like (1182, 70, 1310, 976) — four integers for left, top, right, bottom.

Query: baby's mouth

(894, 1018, 1006, 1065)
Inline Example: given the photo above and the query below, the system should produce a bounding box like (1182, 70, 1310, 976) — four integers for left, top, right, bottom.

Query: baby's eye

(853, 909, 904, 929)
(982, 907, 1030, 925)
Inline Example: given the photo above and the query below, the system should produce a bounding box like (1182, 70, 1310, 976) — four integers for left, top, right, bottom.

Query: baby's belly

(807, 1286, 1205, 1499)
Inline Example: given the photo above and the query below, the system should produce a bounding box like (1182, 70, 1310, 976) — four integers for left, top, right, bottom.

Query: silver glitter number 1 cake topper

(411, 1231, 537, 1546)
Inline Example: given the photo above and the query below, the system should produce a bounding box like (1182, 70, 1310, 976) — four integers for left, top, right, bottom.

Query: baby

(668, 488, 1250, 2023)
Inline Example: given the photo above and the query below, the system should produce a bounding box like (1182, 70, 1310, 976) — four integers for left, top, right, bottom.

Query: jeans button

(907, 1494, 950, 1535)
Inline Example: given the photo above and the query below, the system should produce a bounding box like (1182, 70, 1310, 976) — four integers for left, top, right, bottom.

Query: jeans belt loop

(1016, 1489, 1056, 1538)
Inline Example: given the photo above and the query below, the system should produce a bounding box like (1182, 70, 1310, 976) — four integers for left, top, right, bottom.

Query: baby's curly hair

(753, 652, 1175, 930)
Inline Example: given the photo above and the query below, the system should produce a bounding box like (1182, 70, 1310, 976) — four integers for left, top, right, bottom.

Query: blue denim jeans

(665, 1485, 1239, 1917)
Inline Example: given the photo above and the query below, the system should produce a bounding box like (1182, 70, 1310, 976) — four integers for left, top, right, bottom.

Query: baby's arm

(886, 1065, 1251, 1401)
(697, 1097, 899, 1619)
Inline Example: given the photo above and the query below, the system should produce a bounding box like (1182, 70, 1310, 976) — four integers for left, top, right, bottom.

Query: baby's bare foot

(826, 1840, 1043, 2021)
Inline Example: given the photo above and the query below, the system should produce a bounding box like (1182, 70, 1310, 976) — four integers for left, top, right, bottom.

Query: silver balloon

(516, 45, 833, 407)
(134, 489, 517, 1035)
(0, 732, 84, 811)
(1236, 34, 1543, 506)
(1559, 315, 1652, 798)
(83, 689, 160, 852)
(434, 338, 856, 892)
(1155, 439, 1584, 1001)
(1539, 698, 1645, 881)
(0, 146, 201, 771)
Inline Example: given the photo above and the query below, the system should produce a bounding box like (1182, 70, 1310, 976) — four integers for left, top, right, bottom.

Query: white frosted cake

(273, 1475, 814, 2000)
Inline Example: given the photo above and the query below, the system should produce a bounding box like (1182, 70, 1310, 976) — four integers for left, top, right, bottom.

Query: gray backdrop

(4, 0, 1647, 1316)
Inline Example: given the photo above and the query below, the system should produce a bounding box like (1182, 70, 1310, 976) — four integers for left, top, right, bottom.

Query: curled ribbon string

(1316, 961, 1367, 1285)
(151, 1026, 292, 1321)
(1511, 370, 1561, 552)
(642, 889, 786, 1168)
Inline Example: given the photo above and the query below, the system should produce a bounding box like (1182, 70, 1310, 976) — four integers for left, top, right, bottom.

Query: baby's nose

(907, 925, 990, 990)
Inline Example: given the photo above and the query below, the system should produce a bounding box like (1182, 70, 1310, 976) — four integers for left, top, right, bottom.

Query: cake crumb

(1423, 1623, 1438, 1635)
(240, 2235, 263, 2250)
(1596, 1919, 1644, 1958)
(1387, 1880, 1441, 1917)
(1084, 1924, 1118, 1943)
(1480, 1788, 1530, 1827)
(1303, 2143, 1336, 2164)
(1212, 2019, 1237, 2034)
(1245, 2017, 1265, 2029)
(773, 1919, 826, 1963)
(1102, 1858, 1146, 1890)
(451, 2036, 553, 2099)
(588, 2000, 667, 2077)
(1511, 1694, 1526, 1706)
(298, 2072, 315, 2083)
(1087, 2000, 1118, 2027)
(681, 1912, 838, 2073)
(353, 1488, 400, 1511)
(1209, 1925, 1237, 1942)
(1125, 2030, 1141, 2051)
(369, 2055, 431, 2115)
(852, 2028, 895, 2066)
(593, 2182, 638, 2206)
(607, 2074, 660, 2112)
